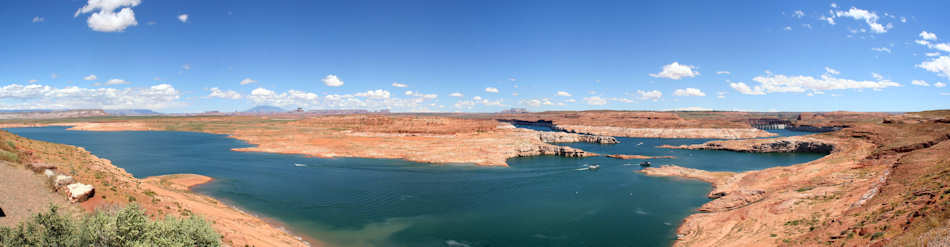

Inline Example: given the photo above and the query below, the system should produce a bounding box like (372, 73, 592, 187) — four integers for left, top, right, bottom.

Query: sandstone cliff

(555, 125, 776, 139)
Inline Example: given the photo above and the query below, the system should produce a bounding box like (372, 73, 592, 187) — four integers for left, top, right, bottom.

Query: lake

(6, 126, 824, 247)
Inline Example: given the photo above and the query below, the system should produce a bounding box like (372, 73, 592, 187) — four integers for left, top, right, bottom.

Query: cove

(6, 126, 824, 247)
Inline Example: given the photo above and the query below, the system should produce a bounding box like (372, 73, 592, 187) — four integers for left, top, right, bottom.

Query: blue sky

(1, 0, 949, 113)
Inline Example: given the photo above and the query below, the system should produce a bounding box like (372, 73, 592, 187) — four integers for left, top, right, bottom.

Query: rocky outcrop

(607, 154, 675, 160)
(555, 125, 777, 139)
(28, 163, 56, 173)
(537, 132, 618, 144)
(53, 175, 75, 188)
(660, 136, 834, 154)
(66, 183, 94, 202)
(698, 189, 766, 212)
(516, 144, 597, 158)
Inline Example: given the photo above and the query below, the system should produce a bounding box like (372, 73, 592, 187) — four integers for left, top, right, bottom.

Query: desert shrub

(0, 204, 220, 247)
(0, 149, 18, 163)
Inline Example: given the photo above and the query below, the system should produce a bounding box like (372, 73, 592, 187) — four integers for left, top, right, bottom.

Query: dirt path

(0, 162, 76, 227)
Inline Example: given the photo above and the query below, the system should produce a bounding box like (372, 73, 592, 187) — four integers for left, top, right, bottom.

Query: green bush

(0, 204, 220, 247)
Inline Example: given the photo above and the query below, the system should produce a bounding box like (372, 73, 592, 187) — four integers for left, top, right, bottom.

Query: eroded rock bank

(658, 135, 834, 154)
(639, 114, 950, 246)
(537, 131, 619, 144)
(556, 125, 776, 139)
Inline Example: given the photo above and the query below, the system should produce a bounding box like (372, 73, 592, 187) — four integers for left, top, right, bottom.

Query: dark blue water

(6, 127, 824, 247)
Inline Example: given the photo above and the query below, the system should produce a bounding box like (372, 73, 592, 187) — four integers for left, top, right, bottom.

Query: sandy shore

(142, 174, 317, 247)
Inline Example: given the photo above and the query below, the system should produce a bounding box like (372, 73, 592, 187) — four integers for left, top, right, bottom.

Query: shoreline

(163, 175, 323, 247)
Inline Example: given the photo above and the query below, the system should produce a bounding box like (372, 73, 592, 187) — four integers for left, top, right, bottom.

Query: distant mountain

(104, 109, 161, 116)
(243, 105, 287, 113)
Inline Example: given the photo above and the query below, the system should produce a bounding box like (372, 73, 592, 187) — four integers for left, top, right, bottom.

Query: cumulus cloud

(356, 89, 391, 99)
(934, 82, 947, 88)
(918, 56, 950, 79)
(824, 67, 840, 75)
(74, 0, 141, 32)
(449, 92, 463, 97)
(911, 80, 931, 87)
(584, 96, 607, 105)
(716, 71, 730, 75)
(239, 77, 257, 85)
(730, 69, 901, 95)
(84, 74, 97, 81)
(556, 91, 571, 97)
(32, 16, 44, 23)
(177, 14, 188, 23)
(650, 62, 699, 80)
(485, 87, 499, 93)
(835, 7, 890, 33)
(391, 82, 407, 88)
(181, 64, 191, 71)
(207, 87, 242, 99)
(793, 10, 805, 18)
(404, 90, 436, 99)
(322, 74, 343, 87)
(0, 83, 181, 109)
(920, 31, 938, 41)
(246, 87, 440, 111)
(673, 88, 706, 97)
(636, 90, 662, 101)
(105, 78, 130, 85)
(927, 52, 942, 57)
(520, 98, 556, 107)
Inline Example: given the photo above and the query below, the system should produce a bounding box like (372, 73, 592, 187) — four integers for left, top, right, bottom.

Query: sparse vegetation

(0, 204, 220, 246)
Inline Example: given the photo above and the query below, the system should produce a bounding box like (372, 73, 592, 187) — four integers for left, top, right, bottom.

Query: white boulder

(66, 183, 95, 202)
(54, 175, 74, 187)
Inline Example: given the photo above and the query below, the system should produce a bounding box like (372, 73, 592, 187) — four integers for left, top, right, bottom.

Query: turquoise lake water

(6, 126, 823, 247)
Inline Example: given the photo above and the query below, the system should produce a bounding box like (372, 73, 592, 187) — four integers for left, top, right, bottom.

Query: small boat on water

(639, 161, 651, 167)
(576, 164, 600, 171)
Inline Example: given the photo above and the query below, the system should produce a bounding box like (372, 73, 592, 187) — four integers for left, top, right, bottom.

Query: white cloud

(485, 87, 499, 93)
(181, 64, 191, 71)
(0, 83, 181, 109)
(565, 98, 576, 103)
(917, 40, 932, 46)
(520, 98, 555, 107)
(673, 88, 706, 97)
(83, 74, 98, 81)
(449, 92, 463, 97)
(391, 82, 407, 88)
(835, 7, 889, 33)
(927, 52, 942, 57)
(239, 77, 257, 85)
(716, 91, 727, 99)
(322, 74, 343, 87)
(934, 43, 950, 53)
(871, 72, 884, 80)
(731, 70, 901, 95)
(75, 0, 141, 32)
(935, 82, 947, 88)
(473, 96, 482, 101)
(716, 71, 730, 75)
(556, 91, 571, 97)
(784, 26, 792, 31)
(821, 16, 836, 25)
(920, 31, 938, 41)
(871, 47, 891, 53)
(584, 96, 607, 105)
(355, 89, 391, 99)
(793, 10, 805, 18)
(404, 90, 436, 99)
(650, 62, 699, 80)
(824, 67, 840, 75)
(911, 80, 931, 87)
(636, 90, 662, 101)
(105, 78, 130, 85)
(830, 3, 838, 8)
(177, 14, 188, 23)
(729, 82, 766, 95)
(32, 16, 44, 23)
(917, 56, 950, 79)
(208, 87, 242, 99)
